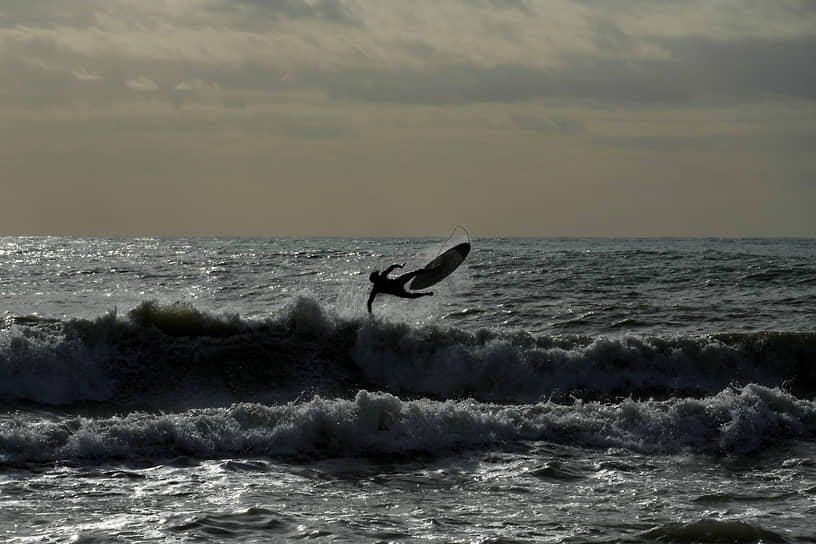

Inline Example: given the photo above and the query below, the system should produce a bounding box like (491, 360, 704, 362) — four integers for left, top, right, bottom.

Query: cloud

(1, 1, 813, 238)
(485, 0, 530, 13)
(226, 0, 361, 25)
(512, 114, 584, 134)
(170, 79, 220, 109)
(174, 79, 219, 92)
(0, 0, 814, 107)
(125, 76, 159, 92)
(72, 67, 101, 81)
(656, 35, 816, 100)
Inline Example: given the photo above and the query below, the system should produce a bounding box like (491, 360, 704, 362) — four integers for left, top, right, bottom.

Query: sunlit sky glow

(2, 0, 815, 236)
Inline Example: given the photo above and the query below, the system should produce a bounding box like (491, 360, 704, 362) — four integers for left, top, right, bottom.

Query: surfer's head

(369, 271, 379, 283)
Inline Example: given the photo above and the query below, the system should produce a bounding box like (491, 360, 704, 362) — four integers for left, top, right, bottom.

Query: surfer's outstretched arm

(367, 288, 378, 313)
(382, 263, 404, 276)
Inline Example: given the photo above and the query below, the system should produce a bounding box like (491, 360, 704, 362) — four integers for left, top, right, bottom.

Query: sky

(1, 0, 815, 237)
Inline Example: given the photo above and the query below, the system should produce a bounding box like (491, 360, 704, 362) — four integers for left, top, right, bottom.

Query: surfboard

(409, 242, 470, 290)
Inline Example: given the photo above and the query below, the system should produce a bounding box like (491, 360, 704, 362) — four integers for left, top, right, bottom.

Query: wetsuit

(367, 264, 433, 313)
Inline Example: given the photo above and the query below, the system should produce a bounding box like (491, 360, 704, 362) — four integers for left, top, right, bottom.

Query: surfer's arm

(367, 287, 378, 313)
(382, 263, 404, 276)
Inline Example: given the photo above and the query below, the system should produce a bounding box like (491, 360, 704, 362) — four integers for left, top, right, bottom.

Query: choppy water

(2, 236, 815, 542)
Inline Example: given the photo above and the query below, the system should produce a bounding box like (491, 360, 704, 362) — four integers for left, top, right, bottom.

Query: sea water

(1, 237, 815, 543)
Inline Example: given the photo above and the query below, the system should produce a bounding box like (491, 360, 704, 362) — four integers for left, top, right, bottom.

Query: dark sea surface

(1, 236, 815, 543)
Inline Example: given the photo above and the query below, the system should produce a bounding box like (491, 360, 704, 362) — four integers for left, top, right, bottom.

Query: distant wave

(2, 386, 815, 464)
(1, 298, 815, 407)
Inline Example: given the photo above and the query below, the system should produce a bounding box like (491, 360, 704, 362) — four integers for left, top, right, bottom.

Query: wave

(1, 386, 815, 463)
(1, 298, 815, 407)
(641, 519, 788, 544)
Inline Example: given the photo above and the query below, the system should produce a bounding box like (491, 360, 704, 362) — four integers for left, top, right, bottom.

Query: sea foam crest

(2, 386, 815, 463)
(352, 317, 816, 401)
(1, 298, 815, 407)
(0, 316, 115, 405)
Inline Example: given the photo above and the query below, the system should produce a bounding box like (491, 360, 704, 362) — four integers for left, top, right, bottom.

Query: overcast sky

(2, 0, 814, 236)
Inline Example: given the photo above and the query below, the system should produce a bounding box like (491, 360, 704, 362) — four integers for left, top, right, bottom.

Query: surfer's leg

(395, 270, 422, 286)
(393, 270, 424, 291)
(397, 291, 433, 299)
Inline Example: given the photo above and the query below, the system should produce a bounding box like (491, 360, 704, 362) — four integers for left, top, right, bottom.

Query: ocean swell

(1, 386, 815, 463)
(1, 298, 815, 407)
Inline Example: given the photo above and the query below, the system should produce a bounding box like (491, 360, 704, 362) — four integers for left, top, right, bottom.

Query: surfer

(367, 263, 433, 313)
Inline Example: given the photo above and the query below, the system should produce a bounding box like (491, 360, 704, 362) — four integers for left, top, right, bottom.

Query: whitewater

(1, 236, 815, 542)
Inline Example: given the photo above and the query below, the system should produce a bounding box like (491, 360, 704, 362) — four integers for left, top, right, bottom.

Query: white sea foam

(2, 386, 814, 463)
(0, 320, 114, 405)
(3, 237, 815, 543)
(1, 298, 815, 407)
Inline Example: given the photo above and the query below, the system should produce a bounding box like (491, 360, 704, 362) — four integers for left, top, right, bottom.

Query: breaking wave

(1, 386, 815, 463)
(2, 299, 816, 462)
(1, 298, 815, 407)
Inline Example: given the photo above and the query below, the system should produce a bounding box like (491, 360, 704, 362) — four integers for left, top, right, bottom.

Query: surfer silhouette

(367, 263, 433, 313)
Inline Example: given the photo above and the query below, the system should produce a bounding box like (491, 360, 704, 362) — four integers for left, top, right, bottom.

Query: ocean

(1, 236, 815, 543)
